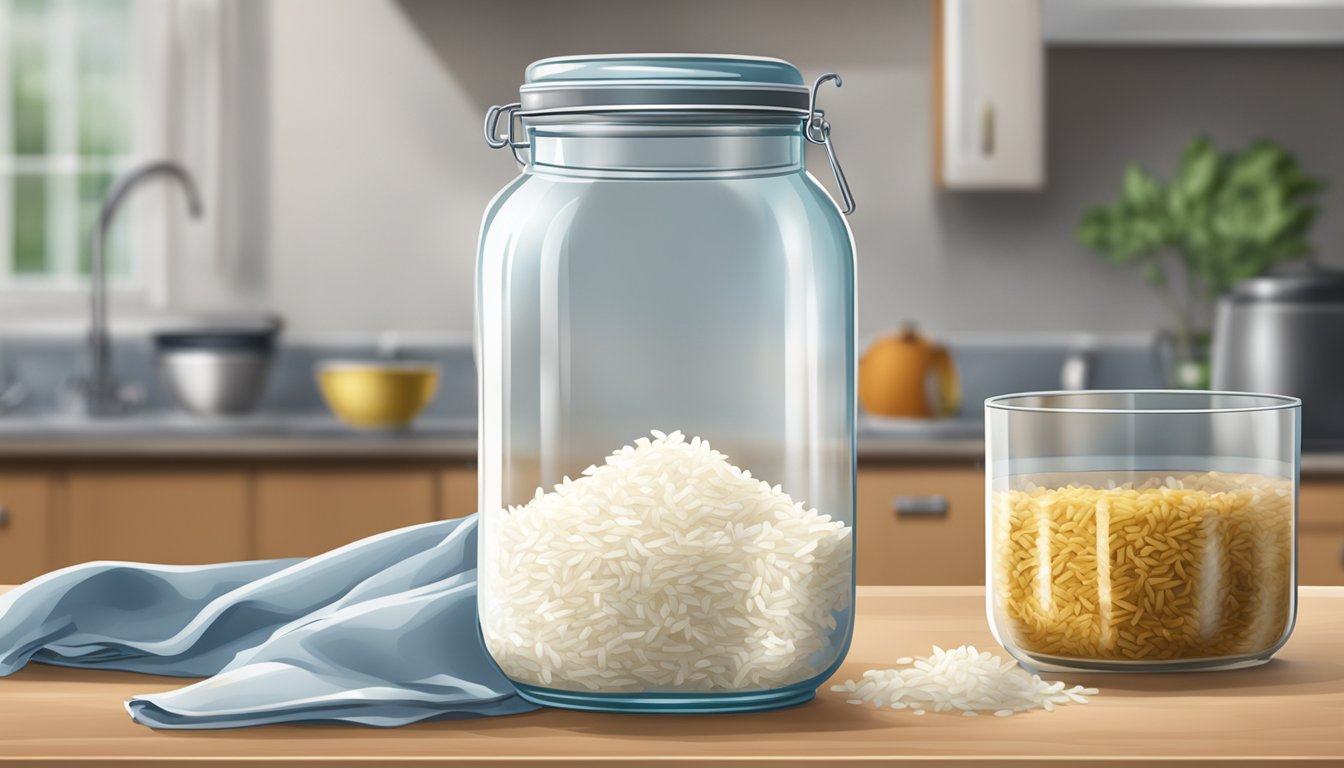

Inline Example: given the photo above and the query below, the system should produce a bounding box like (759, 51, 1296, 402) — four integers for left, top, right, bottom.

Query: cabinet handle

(0, 505, 9, 528)
(981, 102, 996, 157)
(894, 495, 949, 517)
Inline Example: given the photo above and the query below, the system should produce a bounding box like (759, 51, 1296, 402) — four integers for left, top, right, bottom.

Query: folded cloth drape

(0, 513, 538, 728)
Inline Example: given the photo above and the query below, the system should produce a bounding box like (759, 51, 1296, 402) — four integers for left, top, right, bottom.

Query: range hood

(1043, 0, 1344, 46)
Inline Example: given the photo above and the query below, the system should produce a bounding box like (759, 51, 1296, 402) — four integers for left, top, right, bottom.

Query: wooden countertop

(0, 585, 1339, 767)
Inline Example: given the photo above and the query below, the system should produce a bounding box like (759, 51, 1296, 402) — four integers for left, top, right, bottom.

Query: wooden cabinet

(253, 467, 437, 559)
(1300, 529, 1344, 586)
(0, 473, 55, 583)
(856, 464, 1344, 586)
(2, 459, 1337, 586)
(65, 470, 250, 565)
(857, 463, 983, 585)
(438, 465, 477, 519)
(1300, 478, 1344, 585)
(52, 464, 470, 566)
(933, 0, 1044, 189)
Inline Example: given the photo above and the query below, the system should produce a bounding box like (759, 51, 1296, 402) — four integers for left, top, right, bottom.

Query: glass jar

(475, 55, 857, 712)
(986, 391, 1299, 672)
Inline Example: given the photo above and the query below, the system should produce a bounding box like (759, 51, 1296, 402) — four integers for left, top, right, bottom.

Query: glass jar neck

(524, 119, 805, 179)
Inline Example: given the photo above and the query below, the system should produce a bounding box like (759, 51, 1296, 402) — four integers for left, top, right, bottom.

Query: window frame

(0, 0, 171, 308)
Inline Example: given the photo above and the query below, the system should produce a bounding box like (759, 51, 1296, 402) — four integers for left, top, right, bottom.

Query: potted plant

(1078, 136, 1324, 388)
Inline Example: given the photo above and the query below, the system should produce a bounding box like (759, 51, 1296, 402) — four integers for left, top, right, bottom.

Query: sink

(0, 334, 480, 434)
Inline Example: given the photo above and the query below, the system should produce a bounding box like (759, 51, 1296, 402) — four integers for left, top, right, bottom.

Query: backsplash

(227, 1, 1344, 337)
(0, 332, 1162, 426)
(944, 336, 1162, 417)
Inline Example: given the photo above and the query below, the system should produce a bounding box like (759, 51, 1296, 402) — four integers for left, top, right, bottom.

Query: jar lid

(518, 54, 810, 114)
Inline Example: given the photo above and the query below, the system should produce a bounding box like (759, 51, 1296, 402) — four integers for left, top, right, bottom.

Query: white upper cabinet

(934, 0, 1044, 190)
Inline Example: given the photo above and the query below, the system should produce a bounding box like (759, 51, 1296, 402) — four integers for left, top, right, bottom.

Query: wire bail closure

(483, 102, 530, 165)
(485, 72, 856, 216)
(806, 73, 855, 216)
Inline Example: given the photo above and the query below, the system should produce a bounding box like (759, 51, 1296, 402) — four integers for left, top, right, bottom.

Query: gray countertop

(0, 414, 477, 460)
(1301, 453, 1344, 475)
(1, 414, 1341, 475)
(0, 421, 979, 461)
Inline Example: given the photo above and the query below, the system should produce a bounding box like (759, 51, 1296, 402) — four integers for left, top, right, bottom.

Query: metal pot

(1211, 264, 1344, 448)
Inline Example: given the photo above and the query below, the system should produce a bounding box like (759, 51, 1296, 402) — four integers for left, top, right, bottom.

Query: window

(0, 0, 167, 296)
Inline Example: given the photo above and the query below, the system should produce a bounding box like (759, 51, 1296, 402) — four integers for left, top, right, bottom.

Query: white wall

(260, 0, 489, 335)
(251, 0, 1344, 337)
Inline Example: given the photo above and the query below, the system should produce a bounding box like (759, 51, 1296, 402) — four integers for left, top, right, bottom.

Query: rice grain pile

(832, 645, 1098, 716)
(993, 472, 1293, 662)
(480, 430, 852, 692)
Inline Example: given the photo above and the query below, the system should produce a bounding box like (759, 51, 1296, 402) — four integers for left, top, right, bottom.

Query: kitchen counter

(0, 416, 970, 461)
(856, 435, 1344, 474)
(0, 585, 1339, 767)
(0, 415, 478, 459)
(0, 415, 1342, 473)
(857, 435, 985, 461)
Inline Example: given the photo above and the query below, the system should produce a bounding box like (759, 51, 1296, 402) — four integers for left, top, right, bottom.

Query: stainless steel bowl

(156, 350, 274, 416)
(152, 316, 281, 417)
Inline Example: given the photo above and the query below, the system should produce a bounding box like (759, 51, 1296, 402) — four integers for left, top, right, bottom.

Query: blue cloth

(0, 513, 538, 728)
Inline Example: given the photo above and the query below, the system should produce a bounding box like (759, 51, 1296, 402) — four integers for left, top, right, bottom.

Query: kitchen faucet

(72, 160, 203, 415)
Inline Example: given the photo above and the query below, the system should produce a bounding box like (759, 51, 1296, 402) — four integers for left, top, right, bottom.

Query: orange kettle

(858, 324, 961, 418)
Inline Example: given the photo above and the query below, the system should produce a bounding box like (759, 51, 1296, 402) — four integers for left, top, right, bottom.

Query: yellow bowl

(317, 361, 440, 430)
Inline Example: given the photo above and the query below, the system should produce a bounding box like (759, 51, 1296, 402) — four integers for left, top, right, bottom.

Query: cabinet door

(1299, 528, 1344, 586)
(254, 468, 436, 559)
(438, 465, 477, 520)
(66, 470, 250, 564)
(857, 464, 984, 585)
(1300, 478, 1344, 586)
(0, 473, 54, 583)
(934, 0, 1044, 189)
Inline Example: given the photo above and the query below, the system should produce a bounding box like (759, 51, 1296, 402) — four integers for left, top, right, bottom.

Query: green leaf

(1077, 207, 1111, 250)
(1080, 134, 1325, 304)
(1174, 136, 1219, 200)
(1123, 163, 1163, 209)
